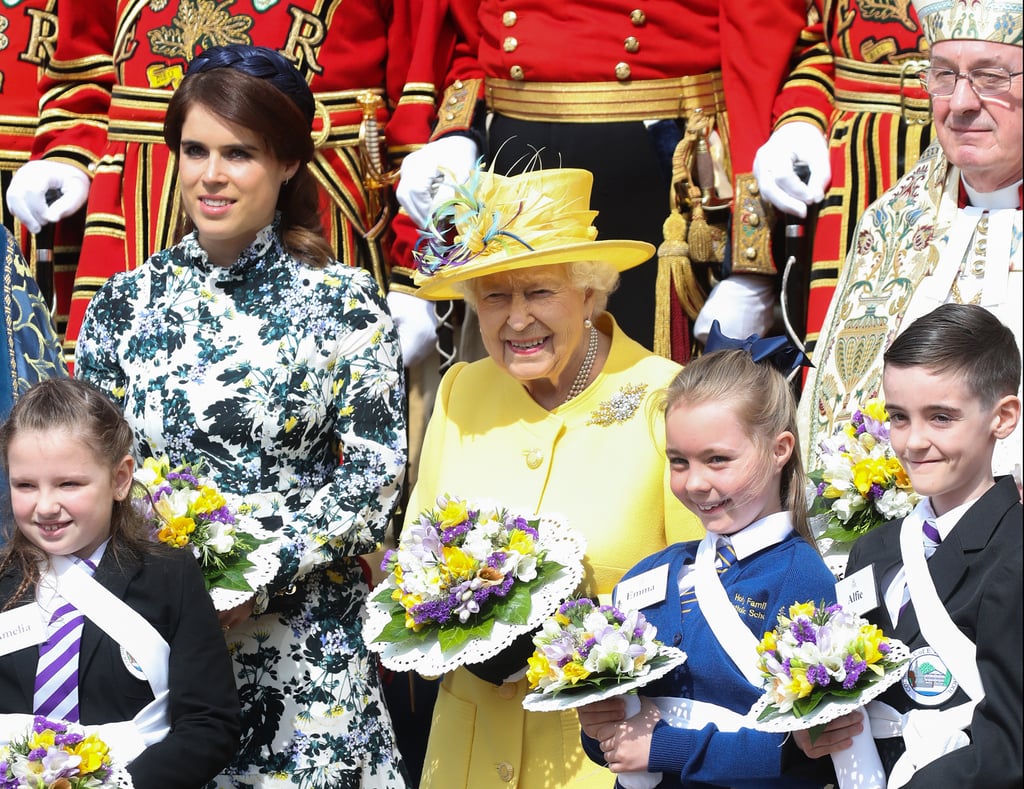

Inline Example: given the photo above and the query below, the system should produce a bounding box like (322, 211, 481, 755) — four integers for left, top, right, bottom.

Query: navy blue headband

(187, 45, 315, 128)
(704, 320, 813, 376)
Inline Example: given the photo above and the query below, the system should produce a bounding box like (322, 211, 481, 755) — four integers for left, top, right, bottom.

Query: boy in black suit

(795, 303, 1022, 788)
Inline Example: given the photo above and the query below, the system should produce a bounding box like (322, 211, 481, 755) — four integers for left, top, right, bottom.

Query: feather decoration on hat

(415, 163, 599, 277)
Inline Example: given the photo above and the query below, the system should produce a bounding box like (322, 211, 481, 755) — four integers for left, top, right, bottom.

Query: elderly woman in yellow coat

(404, 166, 703, 788)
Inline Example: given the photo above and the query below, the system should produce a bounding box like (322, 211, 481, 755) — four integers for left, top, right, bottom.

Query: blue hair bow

(704, 320, 813, 376)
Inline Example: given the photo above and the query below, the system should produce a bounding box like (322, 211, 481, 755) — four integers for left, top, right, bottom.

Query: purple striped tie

(33, 558, 97, 722)
(922, 520, 942, 559)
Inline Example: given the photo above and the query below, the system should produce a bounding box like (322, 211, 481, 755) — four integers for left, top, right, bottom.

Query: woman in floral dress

(74, 45, 409, 789)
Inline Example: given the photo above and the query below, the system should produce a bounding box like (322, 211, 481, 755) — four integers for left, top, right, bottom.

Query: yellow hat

(912, 0, 1023, 45)
(412, 167, 654, 300)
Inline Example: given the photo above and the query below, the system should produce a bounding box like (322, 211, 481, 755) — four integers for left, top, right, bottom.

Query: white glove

(694, 274, 776, 344)
(6, 160, 91, 234)
(396, 135, 479, 229)
(387, 290, 439, 368)
(752, 121, 830, 218)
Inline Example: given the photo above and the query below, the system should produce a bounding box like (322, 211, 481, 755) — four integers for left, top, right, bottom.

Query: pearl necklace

(564, 326, 599, 403)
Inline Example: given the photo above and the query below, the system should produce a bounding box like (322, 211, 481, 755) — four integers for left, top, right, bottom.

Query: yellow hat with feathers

(413, 166, 654, 300)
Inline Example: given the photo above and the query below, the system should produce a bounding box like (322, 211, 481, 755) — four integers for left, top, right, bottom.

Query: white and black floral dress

(76, 222, 410, 789)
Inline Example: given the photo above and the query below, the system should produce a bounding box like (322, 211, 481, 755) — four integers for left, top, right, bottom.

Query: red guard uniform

(0, 0, 82, 338)
(425, 0, 809, 360)
(28, 0, 439, 361)
(770, 0, 933, 353)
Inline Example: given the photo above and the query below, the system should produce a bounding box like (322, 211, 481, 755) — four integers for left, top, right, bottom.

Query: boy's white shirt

(883, 495, 978, 626)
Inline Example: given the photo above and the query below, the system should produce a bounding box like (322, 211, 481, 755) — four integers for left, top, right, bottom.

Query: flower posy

(0, 716, 128, 788)
(755, 602, 905, 721)
(134, 455, 268, 593)
(373, 495, 562, 652)
(810, 399, 920, 542)
(526, 599, 663, 695)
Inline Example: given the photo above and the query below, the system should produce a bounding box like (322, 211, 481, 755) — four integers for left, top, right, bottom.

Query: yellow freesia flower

(757, 630, 777, 654)
(27, 729, 56, 752)
(442, 545, 475, 580)
(526, 652, 551, 688)
(785, 666, 813, 699)
(852, 458, 888, 495)
(863, 399, 889, 423)
(193, 485, 226, 514)
(789, 602, 816, 619)
(71, 734, 111, 773)
(507, 529, 535, 556)
(562, 661, 591, 685)
(438, 499, 469, 530)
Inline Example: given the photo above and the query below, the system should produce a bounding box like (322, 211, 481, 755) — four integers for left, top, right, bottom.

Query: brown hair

(660, 350, 817, 547)
(884, 303, 1021, 407)
(0, 379, 151, 608)
(164, 67, 334, 268)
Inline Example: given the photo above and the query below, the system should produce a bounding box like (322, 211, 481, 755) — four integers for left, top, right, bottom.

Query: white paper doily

(522, 646, 688, 712)
(207, 498, 282, 612)
(746, 640, 911, 731)
(362, 515, 585, 675)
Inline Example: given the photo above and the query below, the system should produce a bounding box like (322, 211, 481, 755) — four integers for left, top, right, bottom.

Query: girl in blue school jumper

(579, 343, 836, 788)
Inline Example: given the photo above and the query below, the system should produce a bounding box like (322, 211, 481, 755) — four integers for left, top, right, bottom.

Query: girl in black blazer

(0, 379, 240, 788)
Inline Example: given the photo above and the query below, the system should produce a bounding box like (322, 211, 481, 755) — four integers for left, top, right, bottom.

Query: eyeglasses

(919, 66, 1024, 97)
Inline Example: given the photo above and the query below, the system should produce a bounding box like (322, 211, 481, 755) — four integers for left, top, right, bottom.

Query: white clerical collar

(725, 510, 793, 560)
(961, 176, 1022, 210)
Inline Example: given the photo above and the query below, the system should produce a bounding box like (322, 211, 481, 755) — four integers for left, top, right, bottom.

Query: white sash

(864, 506, 983, 787)
(693, 535, 764, 688)
(0, 557, 174, 763)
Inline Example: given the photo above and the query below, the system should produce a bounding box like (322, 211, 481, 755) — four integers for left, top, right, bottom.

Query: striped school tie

(33, 557, 97, 722)
(681, 539, 737, 615)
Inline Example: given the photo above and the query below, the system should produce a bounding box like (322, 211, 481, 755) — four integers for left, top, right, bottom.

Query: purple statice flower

(782, 658, 792, 677)
(32, 716, 59, 734)
(27, 747, 47, 761)
(379, 549, 396, 572)
(580, 635, 597, 660)
(439, 520, 473, 544)
(205, 506, 236, 525)
(509, 517, 539, 540)
(850, 410, 865, 433)
(487, 551, 507, 569)
(598, 604, 626, 624)
(816, 481, 828, 497)
(790, 617, 817, 645)
(53, 730, 83, 747)
(167, 470, 200, 487)
(879, 641, 891, 655)
(807, 664, 831, 686)
(411, 596, 457, 626)
(868, 483, 885, 501)
(825, 603, 843, 616)
(843, 654, 867, 689)
(557, 654, 574, 668)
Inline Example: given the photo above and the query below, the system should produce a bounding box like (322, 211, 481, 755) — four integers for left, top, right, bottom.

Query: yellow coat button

(503, 36, 518, 53)
(503, 10, 518, 26)
(624, 36, 640, 53)
(510, 65, 525, 81)
(615, 62, 632, 80)
(496, 761, 515, 782)
(630, 9, 647, 25)
(524, 448, 544, 469)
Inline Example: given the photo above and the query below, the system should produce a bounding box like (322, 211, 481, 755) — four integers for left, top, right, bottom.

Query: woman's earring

(584, 318, 593, 329)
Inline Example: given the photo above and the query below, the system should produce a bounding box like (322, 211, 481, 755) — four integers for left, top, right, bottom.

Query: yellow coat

(408, 314, 703, 788)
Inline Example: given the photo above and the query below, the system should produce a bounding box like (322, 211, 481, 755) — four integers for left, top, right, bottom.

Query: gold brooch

(587, 384, 649, 426)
